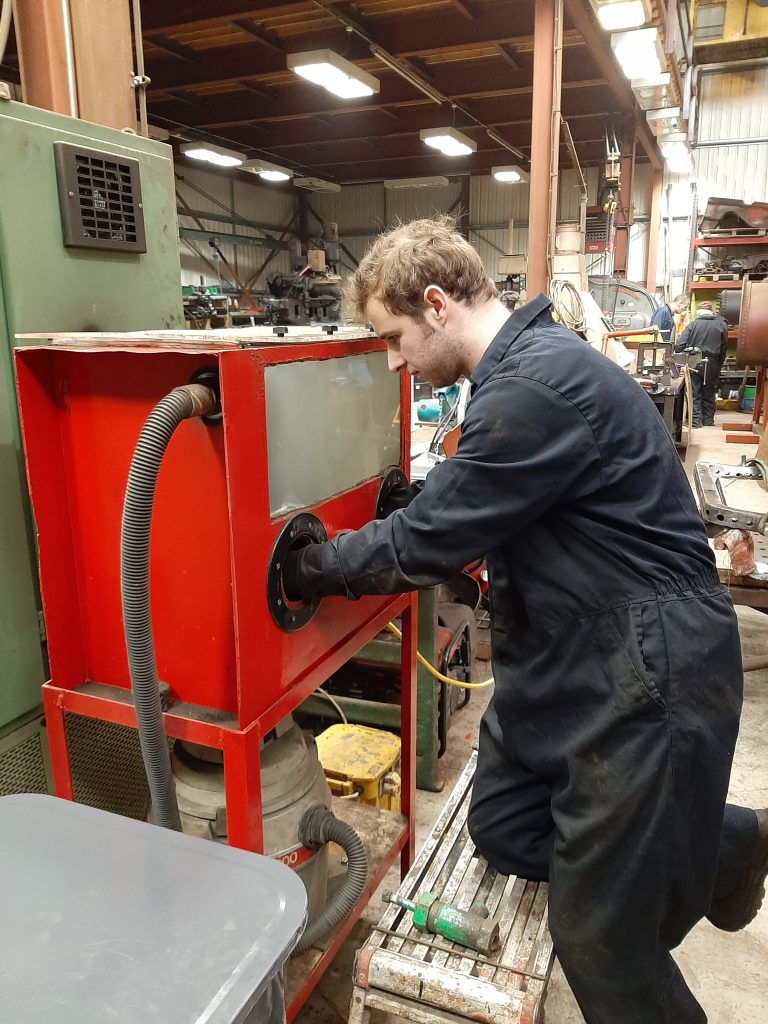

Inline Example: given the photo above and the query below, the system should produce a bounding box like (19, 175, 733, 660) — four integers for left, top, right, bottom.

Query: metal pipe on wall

(646, 168, 663, 292)
(547, 0, 564, 279)
(527, 0, 557, 296)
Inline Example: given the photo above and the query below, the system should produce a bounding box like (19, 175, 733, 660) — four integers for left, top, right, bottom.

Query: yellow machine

(316, 725, 401, 812)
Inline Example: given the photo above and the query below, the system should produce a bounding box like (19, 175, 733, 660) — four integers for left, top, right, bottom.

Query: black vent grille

(54, 142, 147, 253)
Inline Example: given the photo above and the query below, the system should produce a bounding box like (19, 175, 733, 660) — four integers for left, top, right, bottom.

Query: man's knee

(467, 804, 550, 881)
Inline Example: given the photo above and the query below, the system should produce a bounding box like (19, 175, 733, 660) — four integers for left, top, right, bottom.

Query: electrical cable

(549, 279, 586, 333)
(385, 622, 493, 689)
(0, 0, 13, 67)
(314, 687, 348, 724)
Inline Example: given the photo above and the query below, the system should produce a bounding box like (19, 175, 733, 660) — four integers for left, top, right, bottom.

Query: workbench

(349, 750, 554, 1024)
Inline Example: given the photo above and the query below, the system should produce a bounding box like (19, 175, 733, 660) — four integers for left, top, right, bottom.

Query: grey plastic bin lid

(0, 794, 307, 1023)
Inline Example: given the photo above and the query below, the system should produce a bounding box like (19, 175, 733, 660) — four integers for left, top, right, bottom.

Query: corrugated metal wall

(176, 167, 293, 290)
(175, 164, 611, 294)
(697, 63, 768, 144)
(694, 61, 768, 205)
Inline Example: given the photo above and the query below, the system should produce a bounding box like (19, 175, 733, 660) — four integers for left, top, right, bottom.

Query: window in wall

(694, 2, 726, 41)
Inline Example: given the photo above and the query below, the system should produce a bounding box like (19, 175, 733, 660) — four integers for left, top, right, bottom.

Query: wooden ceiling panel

(139, 0, 648, 182)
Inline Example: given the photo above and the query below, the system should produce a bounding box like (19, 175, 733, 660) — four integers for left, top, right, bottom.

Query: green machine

(0, 99, 183, 783)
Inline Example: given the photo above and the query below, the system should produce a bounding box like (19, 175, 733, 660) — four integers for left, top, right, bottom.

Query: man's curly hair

(347, 215, 496, 321)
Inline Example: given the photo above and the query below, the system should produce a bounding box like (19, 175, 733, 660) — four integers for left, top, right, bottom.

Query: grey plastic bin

(0, 794, 307, 1023)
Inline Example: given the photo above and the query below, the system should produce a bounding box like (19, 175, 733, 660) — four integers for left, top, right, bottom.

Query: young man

(676, 300, 729, 428)
(284, 218, 767, 1024)
(650, 293, 689, 344)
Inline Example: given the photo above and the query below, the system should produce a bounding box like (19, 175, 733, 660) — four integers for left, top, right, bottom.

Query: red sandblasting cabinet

(15, 330, 416, 857)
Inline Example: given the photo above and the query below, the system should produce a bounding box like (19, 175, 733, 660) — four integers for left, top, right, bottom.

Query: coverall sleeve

(320, 374, 601, 597)
(675, 322, 693, 352)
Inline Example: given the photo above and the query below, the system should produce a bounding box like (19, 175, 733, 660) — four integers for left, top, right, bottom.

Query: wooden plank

(726, 434, 760, 444)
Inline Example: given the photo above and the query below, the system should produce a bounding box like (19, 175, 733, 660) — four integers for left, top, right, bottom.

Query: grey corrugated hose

(121, 385, 212, 831)
(294, 806, 368, 954)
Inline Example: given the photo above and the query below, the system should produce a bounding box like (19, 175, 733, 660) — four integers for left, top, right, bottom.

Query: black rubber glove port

(375, 465, 421, 519)
(267, 513, 327, 632)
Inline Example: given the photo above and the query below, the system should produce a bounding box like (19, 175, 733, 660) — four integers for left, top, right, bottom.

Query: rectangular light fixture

(383, 176, 450, 190)
(420, 127, 476, 157)
(492, 165, 530, 183)
(646, 106, 683, 136)
(611, 27, 664, 79)
(179, 142, 245, 168)
(659, 132, 693, 174)
(242, 158, 293, 182)
(596, 0, 650, 31)
(293, 177, 342, 193)
(287, 49, 380, 99)
(631, 72, 673, 110)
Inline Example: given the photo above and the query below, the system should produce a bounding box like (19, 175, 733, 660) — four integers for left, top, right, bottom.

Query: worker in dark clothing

(283, 219, 768, 1024)
(676, 300, 729, 427)
(650, 293, 689, 344)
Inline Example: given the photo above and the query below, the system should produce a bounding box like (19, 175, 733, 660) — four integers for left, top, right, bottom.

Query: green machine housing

(0, 99, 183, 785)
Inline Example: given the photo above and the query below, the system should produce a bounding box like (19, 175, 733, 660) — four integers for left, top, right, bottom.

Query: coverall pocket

(607, 605, 668, 711)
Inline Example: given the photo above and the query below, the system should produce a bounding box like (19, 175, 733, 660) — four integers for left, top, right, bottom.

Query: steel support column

(68, 0, 136, 131)
(646, 168, 663, 292)
(459, 176, 471, 239)
(613, 133, 635, 279)
(527, 0, 557, 296)
(11, 0, 77, 115)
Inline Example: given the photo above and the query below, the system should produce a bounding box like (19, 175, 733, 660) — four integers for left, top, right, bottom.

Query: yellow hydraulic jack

(382, 890, 500, 955)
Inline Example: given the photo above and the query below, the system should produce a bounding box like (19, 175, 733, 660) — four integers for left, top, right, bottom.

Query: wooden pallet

(693, 273, 741, 282)
(706, 228, 768, 238)
(348, 750, 553, 1024)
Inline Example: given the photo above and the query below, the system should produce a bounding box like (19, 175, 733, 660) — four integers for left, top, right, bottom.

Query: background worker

(676, 299, 729, 427)
(283, 218, 767, 1024)
(650, 292, 690, 344)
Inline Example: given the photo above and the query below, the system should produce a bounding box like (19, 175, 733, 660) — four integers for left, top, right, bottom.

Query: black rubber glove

(381, 481, 424, 517)
(282, 543, 336, 602)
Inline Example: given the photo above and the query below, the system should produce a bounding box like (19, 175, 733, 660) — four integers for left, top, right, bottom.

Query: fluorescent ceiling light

(631, 72, 673, 110)
(383, 176, 450, 189)
(659, 132, 693, 174)
(287, 49, 380, 99)
(492, 165, 530, 183)
(242, 158, 293, 182)
(293, 177, 342, 193)
(646, 106, 683, 136)
(179, 142, 245, 168)
(420, 127, 477, 157)
(597, 0, 649, 31)
(611, 27, 663, 79)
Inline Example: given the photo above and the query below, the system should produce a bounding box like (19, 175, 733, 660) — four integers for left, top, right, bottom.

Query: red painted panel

(16, 337, 410, 729)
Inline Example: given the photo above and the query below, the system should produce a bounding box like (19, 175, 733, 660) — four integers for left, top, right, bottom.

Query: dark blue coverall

(314, 294, 754, 1023)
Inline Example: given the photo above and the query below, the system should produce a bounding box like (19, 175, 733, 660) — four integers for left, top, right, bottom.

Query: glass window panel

(265, 351, 401, 516)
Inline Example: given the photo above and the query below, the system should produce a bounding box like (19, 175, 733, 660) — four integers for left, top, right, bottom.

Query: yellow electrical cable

(385, 622, 494, 689)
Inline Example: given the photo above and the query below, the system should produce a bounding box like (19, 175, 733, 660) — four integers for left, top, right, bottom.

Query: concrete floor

(295, 410, 768, 1023)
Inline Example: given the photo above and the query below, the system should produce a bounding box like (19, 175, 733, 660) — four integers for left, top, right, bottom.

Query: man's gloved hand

(381, 481, 424, 517)
(282, 542, 335, 602)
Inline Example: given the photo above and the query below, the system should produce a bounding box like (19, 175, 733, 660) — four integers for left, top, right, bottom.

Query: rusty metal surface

(737, 280, 768, 368)
(349, 750, 554, 1024)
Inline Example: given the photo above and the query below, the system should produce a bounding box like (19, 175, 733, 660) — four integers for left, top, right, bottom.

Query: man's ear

(423, 285, 448, 325)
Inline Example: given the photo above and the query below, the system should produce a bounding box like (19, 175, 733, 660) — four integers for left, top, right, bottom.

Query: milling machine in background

(264, 222, 343, 324)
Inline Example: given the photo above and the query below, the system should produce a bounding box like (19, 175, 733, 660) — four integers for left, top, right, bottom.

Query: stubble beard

(419, 322, 465, 388)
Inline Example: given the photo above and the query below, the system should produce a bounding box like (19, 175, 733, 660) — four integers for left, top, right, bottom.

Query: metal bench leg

(348, 986, 371, 1024)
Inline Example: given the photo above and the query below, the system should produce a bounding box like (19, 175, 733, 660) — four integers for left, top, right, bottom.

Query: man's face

(365, 295, 464, 388)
